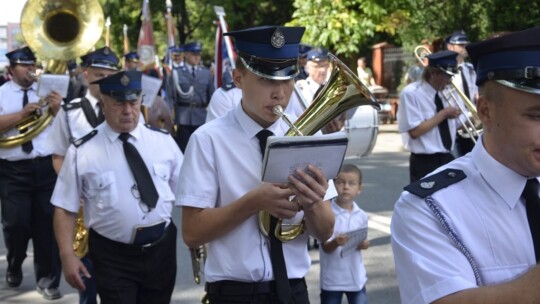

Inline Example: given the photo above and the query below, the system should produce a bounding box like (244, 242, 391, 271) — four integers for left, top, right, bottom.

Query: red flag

(137, 0, 156, 69)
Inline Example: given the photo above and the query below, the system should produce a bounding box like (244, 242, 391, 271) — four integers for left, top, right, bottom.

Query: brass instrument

(258, 53, 380, 242)
(413, 45, 482, 142)
(189, 245, 206, 284)
(0, 0, 104, 149)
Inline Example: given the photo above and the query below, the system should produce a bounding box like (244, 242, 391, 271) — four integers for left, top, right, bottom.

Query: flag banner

(137, 0, 156, 68)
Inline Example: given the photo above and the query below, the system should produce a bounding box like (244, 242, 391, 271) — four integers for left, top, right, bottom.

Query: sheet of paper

(142, 74, 163, 107)
(340, 227, 368, 257)
(261, 132, 348, 184)
(37, 74, 70, 98)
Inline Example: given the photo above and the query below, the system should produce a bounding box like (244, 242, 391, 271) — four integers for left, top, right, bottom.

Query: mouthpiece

(273, 105, 303, 136)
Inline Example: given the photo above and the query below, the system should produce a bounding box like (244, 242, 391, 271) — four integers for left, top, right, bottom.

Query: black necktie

(522, 179, 540, 262)
(434, 93, 452, 150)
(21, 89, 33, 153)
(96, 103, 105, 125)
(459, 66, 471, 100)
(191, 66, 196, 78)
(256, 129, 291, 304)
(119, 133, 159, 210)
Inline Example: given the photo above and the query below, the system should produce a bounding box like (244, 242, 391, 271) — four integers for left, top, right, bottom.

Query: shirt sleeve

(391, 192, 477, 304)
(50, 145, 82, 213)
(397, 87, 425, 133)
(178, 131, 219, 208)
(206, 89, 233, 123)
(48, 107, 71, 156)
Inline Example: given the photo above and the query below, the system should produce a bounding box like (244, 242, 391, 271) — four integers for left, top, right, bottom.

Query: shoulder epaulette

(221, 81, 236, 91)
(72, 130, 98, 148)
(62, 102, 82, 112)
(404, 168, 466, 198)
(144, 124, 169, 134)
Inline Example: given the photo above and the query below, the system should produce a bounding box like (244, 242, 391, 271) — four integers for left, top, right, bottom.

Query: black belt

(0, 155, 51, 164)
(89, 223, 174, 252)
(176, 102, 207, 108)
(205, 278, 305, 296)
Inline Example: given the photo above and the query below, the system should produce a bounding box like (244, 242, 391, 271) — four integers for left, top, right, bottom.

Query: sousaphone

(0, 0, 104, 148)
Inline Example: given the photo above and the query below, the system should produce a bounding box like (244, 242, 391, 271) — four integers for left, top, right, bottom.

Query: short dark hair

(340, 164, 362, 184)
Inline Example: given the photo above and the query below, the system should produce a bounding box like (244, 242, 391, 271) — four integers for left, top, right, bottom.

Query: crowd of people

(0, 17, 539, 304)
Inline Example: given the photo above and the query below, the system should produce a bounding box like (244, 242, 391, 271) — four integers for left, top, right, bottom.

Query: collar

(472, 136, 531, 209)
(185, 63, 197, 71)
(84, 91, 99, 108)
(233, 102, 287, 140)
(103, 122, 143, 144)
(331, 198, 361, 215)
(9, 80, 36, 93)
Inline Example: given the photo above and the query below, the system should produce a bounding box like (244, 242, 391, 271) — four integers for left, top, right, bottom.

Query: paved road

(0, 123, 407, 303)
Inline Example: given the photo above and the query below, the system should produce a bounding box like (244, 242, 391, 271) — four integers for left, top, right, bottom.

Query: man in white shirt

(392, 26, 540, 303)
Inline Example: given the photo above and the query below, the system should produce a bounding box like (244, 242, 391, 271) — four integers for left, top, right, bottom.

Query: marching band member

(179, 25, 335, 304)
(392, 26, 540, 304)
(52, 71, 183, 303)
(0, 46, 63, 300)
(397, 50, 464, 182)
(48, 46, 119, 304)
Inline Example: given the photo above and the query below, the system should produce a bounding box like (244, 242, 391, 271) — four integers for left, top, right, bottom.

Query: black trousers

(409, 152, 454, 183)
(174, 124, 200, 153)
(88, 223, 177, 304)
(206, 278, 310, 304)
(0, 156, 61, 288)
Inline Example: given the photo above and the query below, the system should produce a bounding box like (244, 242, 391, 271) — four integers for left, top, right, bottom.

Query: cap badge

(120, 74, 130, 86)
(103, 47, 110, 55)
(271, 28, 285, 49)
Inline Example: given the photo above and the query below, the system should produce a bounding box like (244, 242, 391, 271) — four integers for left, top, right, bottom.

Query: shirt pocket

(83, 172, 118, 210)
(153, 163, 175, 201)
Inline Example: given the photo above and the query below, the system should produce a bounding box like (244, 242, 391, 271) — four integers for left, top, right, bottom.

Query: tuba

(0, 0, 104, 149)
(258, 54, 380, 242)
(19, 0, 104, 258)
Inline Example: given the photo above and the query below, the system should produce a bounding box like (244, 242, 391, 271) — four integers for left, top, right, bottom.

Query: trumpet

(413, 46, 482, 142)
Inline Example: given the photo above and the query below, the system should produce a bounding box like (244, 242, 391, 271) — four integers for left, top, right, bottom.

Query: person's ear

(232, 68, 243, 89)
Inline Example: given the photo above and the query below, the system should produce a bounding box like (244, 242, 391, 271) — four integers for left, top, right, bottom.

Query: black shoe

(5, 269, 22, 287)
(36, 286, 63, 300)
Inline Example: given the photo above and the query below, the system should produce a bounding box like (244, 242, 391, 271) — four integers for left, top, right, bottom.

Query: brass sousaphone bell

(258, 54, 381, 242)
(0, 0, 104, 149)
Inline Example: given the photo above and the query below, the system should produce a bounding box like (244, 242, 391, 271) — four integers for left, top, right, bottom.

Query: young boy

(320, 164, 369, 304)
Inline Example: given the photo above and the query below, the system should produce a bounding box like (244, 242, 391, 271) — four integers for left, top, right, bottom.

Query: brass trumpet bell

(258, 54, 380, 242)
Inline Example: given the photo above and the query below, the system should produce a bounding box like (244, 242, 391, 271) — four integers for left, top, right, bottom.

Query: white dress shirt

(0, 81, 54, 160)
(179, 104, 336, 283)
(391, 138, 537, 304)
(51, 122, 183, 244)
(397, 80, 465, 154)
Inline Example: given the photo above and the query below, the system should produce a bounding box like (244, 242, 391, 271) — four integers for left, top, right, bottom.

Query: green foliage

(88, 0, 540, 66)
(289, 0, 390, 56)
